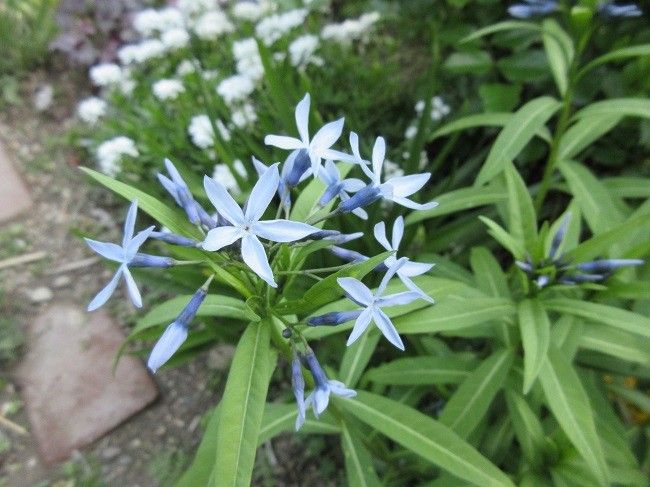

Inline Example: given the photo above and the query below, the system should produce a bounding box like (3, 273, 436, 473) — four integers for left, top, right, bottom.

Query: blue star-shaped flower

(318, 159, 367, 219)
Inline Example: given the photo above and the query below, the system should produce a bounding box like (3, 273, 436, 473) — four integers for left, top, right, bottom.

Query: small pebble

(27, 287, 53, 303)
(52, 275, 71, 288)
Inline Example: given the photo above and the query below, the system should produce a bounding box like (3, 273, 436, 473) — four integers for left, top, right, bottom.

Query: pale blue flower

(201, 164, 319, 287)
(264, 93, 352, 177)
(337, 258, 421, 350)
(508, 0, 557, 18)
(318, 160, 368, 219)
(598, 2, 642, 17)
(295, 351, 356, 431)
(344, 133, 438, 212)
(374, 217, 435, 303)
(84, 200, 155, 311)
(252, 150, 311, 213)
(291, 350, 306, 430)
(147, 283, 208, 372)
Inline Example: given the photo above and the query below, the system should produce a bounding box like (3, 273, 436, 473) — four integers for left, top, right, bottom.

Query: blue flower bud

(196, 204, 218, 229)
(515, 261, 534, 273)
(576, 259, 644, 274)
(176, 286, 208, 327)
(299, 230, 341, 242)
(291, 350, 306, 430)
(129, 253, 175, 268)
(177, 188, 200, 225)
(150, 231, 199, 247)
(508, 1, 557, 18)
(307, 310, 363, 326)
(329, 246, 369, 263)
(304, 352, 328, 389)
(598, 2, 642, 18)
(549, 213, 571, 260)
(319, 183, 343, 207)
(331, 232, 364, 245)
(147, 321, 188, 373)
(284, 149, 311, 187)
(536, 275, 550, 288)
(567, 273, 605, 283)
(338, 186, 381, 214)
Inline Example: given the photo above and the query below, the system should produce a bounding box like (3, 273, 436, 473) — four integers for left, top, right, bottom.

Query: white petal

(253, 219, 318, 242)
(372, 308, 405, 350)
(392, 216, 404, 250)
(87, 266, 124, 311)
(373, 221, 392, 251)
(341, 178, 366, 192)
(126, 226, 155, 260)
(123, 200, 138, 246)
(328, 380, 357, 398)
(122, 266, 143, 308)
(346, 308, 373, 346)
(376, 257, 409, 296)
(337, 277, 373, 306)
(371, 137, 386, 182)
(203, 175, 245, 225)
(388, 173, 430, 198)
(313, 387, 330, 416)
(245, 163, 280, 222)
(295, 93, 310, 144)
(351, 207, 369, 220)
(264, 134, 304, 150)
(399, 274, 435, 304)
(377, 291, 421, 307)
(241, 234, 276, 287)
(251, 156, 268, 176)
(323, 159, 339, 185)
(311, 118, 344, 153)
(391, 196, 438, 211)
(147, 321, 188, 373)
(399, 261, 434, 277)
(349, 132, 363, 161)
(202, 226, 243, 251)
(321, 149, 356, 163)
(85, 238, 125, 263)
(164, 158, 188, 189)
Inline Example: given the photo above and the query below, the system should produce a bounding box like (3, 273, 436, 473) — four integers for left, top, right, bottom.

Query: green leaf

(258, 403, 339, 443)
(211, 322, 274, 487)
(340, 419, 380, 487)
(460, 20, 540, 43)
(405, 185, 506, 225)
(336, 391, 515, 487)
(504, 163, 537, 251)
(557, 115, 622, 160)
(518, 299, 551, 393)
(476, 97, 561, 185)
(80, 167, 201, 238)
(578, 324, 650, 365)
(439, 349, 514, 438)
(578, 44, 650, 78)
(470, 247, 510, 298)
(365, 356, 478, 386)
(541, 19, 574, 95)
(444, 51, 492, 75)
(541, 298, 650, 339)
(430, 113, 552, 143)
(479, 216, 526, 259)
(606, 384, 650, 412)
(479, 84, 522, 112)
(505, 390, 547, 468)
(602, 177, 650, 199)
(571, 98, 650, 121)
(396, 296, 515, 335)
(539, 347, 609, 486)
(339, 329, 381, 388)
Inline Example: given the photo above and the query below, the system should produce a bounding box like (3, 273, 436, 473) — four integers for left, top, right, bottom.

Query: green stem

(277, 263, 351, 274)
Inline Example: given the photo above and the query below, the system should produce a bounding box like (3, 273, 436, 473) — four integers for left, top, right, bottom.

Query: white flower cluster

(321, 12, 380, 44)
(255, 9, 308, 45)
(405, 96, 451, 139)
(289, 34, 323, 68)
(232, 38, 264, 82)
(212, 159, 247, 194)
(96, 136, 138, 177)
(152, 79, 185, 101)
(89, 63, 123, 87)
(194, 10, 234, 39)
(77, 97, 107, 125)
(231, 0, 274, 21)
(188, 115, 231, 149)
(118, 39, 166, 64)
(133, 7, 185, 36)
(217, 75, 255, 106)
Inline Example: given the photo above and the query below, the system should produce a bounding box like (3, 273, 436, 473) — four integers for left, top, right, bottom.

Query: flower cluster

(85, 94, 437, 429)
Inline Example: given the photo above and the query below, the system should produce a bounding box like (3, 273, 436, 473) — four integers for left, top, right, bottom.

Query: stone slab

(0, 141, 32, 223)
(14, 303, 158, 464)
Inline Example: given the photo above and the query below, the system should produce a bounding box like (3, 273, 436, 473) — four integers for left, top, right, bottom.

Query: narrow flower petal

(85, 238, 126, 262)
(312, 387, 330, 416)
(87, 266, 124, 311)
(295, 93, 310, 144)
(126, 226, 155, 260)
(202, 226, 243, 251)
(378, 290, 422, 307)
(241, 234, 276, 287)
(245, 163, 280, 222)
(392, 216, 405, 250)
(391, 196, 438, 211)
(311, 118, 344, 153)
(157, 174, 181, 205)
(387, 173, 430, 198)
(399, 275, 435, 304)
(203, 175, 245, 225)
(337, 277, 373, 306)
(253, 219, 319, 242)
(328, 380, 357, 398)
(346, 307, 373, 346)
(264, 134, 304, 150)
(292, 353, 306, 431)
(147, 321, 188, 373)
(341, 178, 366, 193)
(549, 212, 571, 260)
(164, 158, 189, 189)
(372, 308, 405, 350)
(373, 221, 392, 251)
(371, 136, 385, 182)
(122, 266, 143, 308)
(123, 200, 138, 246)
(399, 261, 434, 277)
(376, 257, 408, 296)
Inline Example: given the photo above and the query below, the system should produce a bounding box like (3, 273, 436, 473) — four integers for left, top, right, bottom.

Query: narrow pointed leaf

(505, 390, 547, 468)
(339, 329, 381, 387)
(365, 356, 478, 386)
(542, 19, 574, 95)
(504, 163, 537, 251)
(571, 98, 650, 121)
(340, 419, 381, 487)
(518, 299, 551, 393)
(578, 325, 650, 365)
(557, 116, 622, 160)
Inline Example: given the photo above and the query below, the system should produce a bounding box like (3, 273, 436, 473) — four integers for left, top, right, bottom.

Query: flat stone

(26, 286, 53, 303)
(0, 141, 32, 223)
(14, 303, 158, 464)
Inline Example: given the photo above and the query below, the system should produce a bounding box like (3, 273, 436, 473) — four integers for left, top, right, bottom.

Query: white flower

(177, 0, 217, 17)
(193, 10, 234, 39)
(231, 103, 257, 128)
(161, 28, 190, 49)
(119, 40, 165, 64)
(158, 7, 185, 30)
(77, 97, 107, 124)
(216, 75, 255, 105)
(188, 115, 230, 149)
(152, 79, 185, 101)
(232, 1, 273, 21)
(404, 125, 417, 139)
(255, 9, 308, 46)
(321, 12, 380, 44)
(212, 163, 241, 193)
(117, 45, 140, 64)
(96, 136, 138, 177)
(415, 97, 451, 122)
(89, 63, 123, 87)
(383, 159, 404, 178)
(233, 38, 264, 81)
(289, 34, 322, 68)
(133, 9, 161, 36)
(176, 59, 196, 76)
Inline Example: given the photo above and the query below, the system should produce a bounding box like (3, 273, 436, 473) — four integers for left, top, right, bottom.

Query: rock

(52, 275, 71, 288)
(206, 344, 235, 371)
(0, 141, 32, 223)
(101, 446, 120, 461)
(33, 85, 53, 112)
(27, 287, 53, 303)
(129, 438, 142, 449)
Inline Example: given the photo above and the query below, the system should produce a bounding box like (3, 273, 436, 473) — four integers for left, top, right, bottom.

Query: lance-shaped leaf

(257, 403, 339, 443)
(211, 322, 275, 487)
(578, 44, 650, 78)
(439, 349, 514, 438)
(339, 329, 381, 388)
(557, 115, 622, 160)
(539, 347, 609, 486)
(475, 97, 561, 185)
(571, 98, 650, 121)
(340, 418, 380, 487)
(518, 299, 550, 393)
(504, 163, 537, 253)
(365, 355, 477, 386)
(505, 390, 547, 468)
(336, 391, 515, 487)
(578, 324, 650, 365)
(541, 19, 574, 96)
